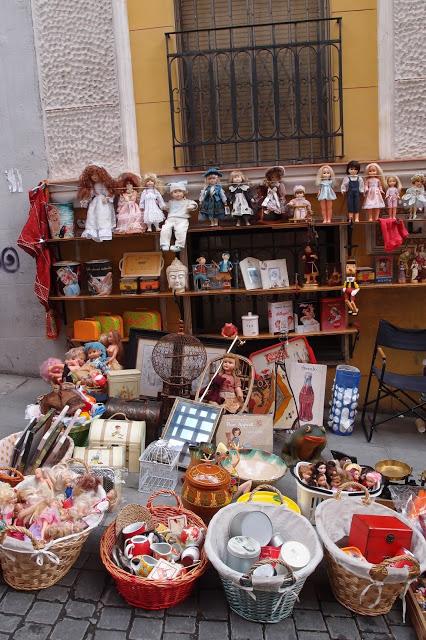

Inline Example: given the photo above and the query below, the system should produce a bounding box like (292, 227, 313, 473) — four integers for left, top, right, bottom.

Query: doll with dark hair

(253, 166, 287, 223)
(78, 165, 116, 241)
(341, 160, 364, 222)
(115, 172, 143, 233)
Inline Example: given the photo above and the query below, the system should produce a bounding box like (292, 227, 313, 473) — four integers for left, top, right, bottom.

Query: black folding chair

(361, 320, 426, 441)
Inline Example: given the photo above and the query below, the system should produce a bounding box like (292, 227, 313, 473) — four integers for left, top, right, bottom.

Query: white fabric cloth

(82, 183, 115, 242)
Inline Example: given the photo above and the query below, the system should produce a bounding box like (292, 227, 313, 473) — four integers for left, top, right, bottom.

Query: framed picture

(320, 297, 347, 331)
(260, 259, 289, 289)
(162, 398, 223, 468)
(284, 360, 327, 426)
(239, 257, 262, 290)
(216, 414, 274, 452)
(374, 255, 394, 283)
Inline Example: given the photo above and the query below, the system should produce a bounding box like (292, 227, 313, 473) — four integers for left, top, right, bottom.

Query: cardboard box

(107, 369, 141, 400)
(268, 301, 294, 334)
(320, 298, 347, 331)
(89, 415, 146, 472)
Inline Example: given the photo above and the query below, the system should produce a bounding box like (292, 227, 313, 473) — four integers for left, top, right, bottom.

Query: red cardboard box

(348, 514, 412, 564)
(320, 297, 347, 331)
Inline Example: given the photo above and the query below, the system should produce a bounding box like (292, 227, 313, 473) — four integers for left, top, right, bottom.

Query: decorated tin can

(85, 259, 113, 296)
(47, 202, 74, 239)
(52, 261, 81, 297)
(120, 277, 139, 295)
(227, 536, 261, 573)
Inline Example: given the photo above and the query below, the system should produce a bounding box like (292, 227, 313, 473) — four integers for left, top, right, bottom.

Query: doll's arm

(235, 377, 244, 402)
(220, 187, 227, 204)
(157, 191, 166, 209)
(358, 177, 364, 192)
(340, 176, 349, 193)
(364, 178, 369, 193)
(187, 200, 197, 211)
(139, 192, 145, 210)
(199, 187, 206, 204)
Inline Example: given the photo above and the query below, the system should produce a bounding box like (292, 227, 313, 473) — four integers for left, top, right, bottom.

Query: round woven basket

(100, 490, 209, 609)
(0, 466, 24, 487)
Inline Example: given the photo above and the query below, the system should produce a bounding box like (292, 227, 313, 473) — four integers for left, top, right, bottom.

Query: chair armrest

(377, 347, 387, 362)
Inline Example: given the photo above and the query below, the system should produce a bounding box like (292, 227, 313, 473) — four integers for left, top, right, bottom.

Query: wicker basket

(100, 490, 208, 609)
(0, 466, 24, 487)
(0, 458, 106, 591)
(0, 431, 74, 472)
(315, 483, 426, 616)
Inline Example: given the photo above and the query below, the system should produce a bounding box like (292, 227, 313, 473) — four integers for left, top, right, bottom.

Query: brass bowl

(375, 459, 412, 481)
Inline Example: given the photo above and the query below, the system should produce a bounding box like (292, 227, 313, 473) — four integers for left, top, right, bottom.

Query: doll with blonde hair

(316, 165, 336, 223)
(227, 170, 254, 226)
(139, 173, 166, 231)
(401, 173, 426, 220)
(363, 163, 386, 222)
(385, 175, 402, 219)
(106, 330, 124, 370)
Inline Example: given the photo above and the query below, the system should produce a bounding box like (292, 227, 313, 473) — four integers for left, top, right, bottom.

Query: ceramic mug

(150, 542, 173, 561)
(122, 522, 147, 541)
(180, 546, 200, 567)
(125, 535, 151, 558)
(138, 555, 158, 577)
(180, 526, 205, 548)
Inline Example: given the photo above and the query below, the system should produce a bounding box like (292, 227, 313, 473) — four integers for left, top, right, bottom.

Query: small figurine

(254, 166, 287, 223)
(139, 173, 166, 232)
(106, 331, 124, 370)
(287, 185, 312, 221)
(302, 243, 319, 287)
(343, 259, 360, 316)
(160, 181, 197, 252)
(193, 256, 209, 290)
(221, 323, 238, 339)
(363, 162, 386, 222)
(213, 252, 233, 288)
(34, 468, 54, 498)
(227, 170, 254, 226)
(397, 260, 407, 284)
(199, 167, 227, 226)
(78, 164, 116, 242)
(341, 160, 364, 222)
(385, 175, 402, 219)
(401, 173, 426, 220)
(115, 172, 143, 233)
(316, 165, 336, 223)
(281, 424, 327, 464)
(84, 341, 108, 374)
(166, 257, 188, 293)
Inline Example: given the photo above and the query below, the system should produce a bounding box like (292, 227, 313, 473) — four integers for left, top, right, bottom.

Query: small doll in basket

(106, 331, 124, 370)
(0, 481, 16, 527)
(362, 471, 381, 491)
(226, 170, 254, 226)
(341, 160, 364, 222)
(287, 185, 312, 221)
(298, 463, 314, 484)
(253, 166, 287, 223)
(139, 173, 166, 232)
(316, 165, 336, 223)
(363, 162, 386, 222)
(385, 175, 402, 219)
(401, 173, 426, 220)
(115, 172, 143, 233)
(22, 498, 61, 540)
(78, 164, 116, 242)
(342, 259, 360, 316)
(199, 167, 227, 226)
(160, 181, 197, 252)
(343, 462, 362, 487)
(34, 468, 54, 499)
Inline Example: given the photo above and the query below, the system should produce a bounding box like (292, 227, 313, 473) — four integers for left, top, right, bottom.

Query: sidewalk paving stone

(356, 615, 389, 633)
(1, 592, 34, 615)
(389, 626, 418, 640)
(294, 609, 327, 631)
(164, 615, 197, 634)
(65, 600, 96, 618)
(129, 616, 164, 640)
(50, 618, 89, 640)
(0, 613, 21, 633)
(326, 616, 361, 639)
(26, 601, 62, 625)
(37, 586, 68, 603)
(74, 571, 105, 601)
(199, 589, 228, 620)
(198, 620, 229, 640)
(12, 623, 51, 640)
(98, 606, 132, 630)
(230, 612, 263, 640)
(264, 618, 297, 640)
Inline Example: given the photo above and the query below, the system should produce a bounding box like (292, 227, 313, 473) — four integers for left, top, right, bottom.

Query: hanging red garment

(17, 184, 58, 339)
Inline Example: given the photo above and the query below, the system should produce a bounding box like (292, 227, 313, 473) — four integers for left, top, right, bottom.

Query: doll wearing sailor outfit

(160, 181, 197, 252)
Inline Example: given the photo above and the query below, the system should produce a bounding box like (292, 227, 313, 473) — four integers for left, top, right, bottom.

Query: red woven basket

(100, 489, 209, 609)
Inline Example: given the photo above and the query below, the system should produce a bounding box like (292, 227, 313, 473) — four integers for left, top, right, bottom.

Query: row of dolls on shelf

(298, 459, 382, 492)
(0, 463, 115, 541)
(72, 163, 426, 246)
(39, 332, 124, 391)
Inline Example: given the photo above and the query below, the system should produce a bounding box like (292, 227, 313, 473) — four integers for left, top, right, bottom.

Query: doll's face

(146, 179, 155, 188)
(90, 172, 99, 182)
(349, 167, 359, 176)
(413, 179, 423, 188)
(232, 173, 243, 184)
(388, 178, 396, 187)
(207, 175, 219, 185)
(305, 245, 312, 256)
(368, 165, 378, 177)
(171, 189, 185, 200)
(107, 331, 114, 345)
(222, 253, 230, 261)
(222, 357, 236, 373)
(346, 263, 356, 277)
(87, 348, 101, 360)
(321, 167, 331, 179)
(125, 182, 134, 193)
(317, 463, 326, 475)
(295, 190, 304, 198)
(317, 474, 328, 487)
(197, 257, 206, 265)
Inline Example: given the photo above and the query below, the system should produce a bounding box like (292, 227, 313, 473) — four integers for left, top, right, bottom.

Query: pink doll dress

(116, 191, 143, 233)
(140, 188, 166, 226)
(385, 186, 399, 208)
(363, 177, 385, 209)
(29, 506, 60, 540)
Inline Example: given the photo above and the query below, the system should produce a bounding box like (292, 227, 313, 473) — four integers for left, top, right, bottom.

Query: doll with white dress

(226, 170, 254, 226)
(316, 165, 336, 223)
(363, 163, 386, 222)
(115, 173, 143, 233)
(78, 165, 116, 242)
(385, 175, 402, 219)
(402, 173, 426, 220)
(139, 173, 166, 232)
(287, 185, 312, 221)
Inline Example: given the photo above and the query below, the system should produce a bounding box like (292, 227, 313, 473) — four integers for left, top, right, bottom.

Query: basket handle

(369, 554, 421, 581)
(66, 457, 91, 474)
(335, 482, 372, 504)
(247, 558, 296, 587)
(247, 484, 286, 505)
(146, 490, 183, 511)
(0, 467, 24, 481)
(0, 525, 45, 550)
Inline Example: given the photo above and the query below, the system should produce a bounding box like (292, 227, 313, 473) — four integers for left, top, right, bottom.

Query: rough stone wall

(393, 0, 426, 157)
(31, 0, 125, 179)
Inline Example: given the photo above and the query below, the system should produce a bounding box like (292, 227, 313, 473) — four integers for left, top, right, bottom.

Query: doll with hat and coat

(199, 167, 227, 226)
(160, 181, 197, 252)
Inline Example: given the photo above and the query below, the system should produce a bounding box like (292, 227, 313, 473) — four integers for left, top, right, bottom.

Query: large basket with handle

(315, 482, 426, 616)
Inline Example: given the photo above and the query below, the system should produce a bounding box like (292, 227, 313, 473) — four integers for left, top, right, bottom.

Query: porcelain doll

(402, 173, 426, 220)
(215, 355, 244, 413)
(160, 181, 197, 251)
(363, 163, 386, 222)
(78, 164, 116, 242)
(106, 331, 124, 370)
(115, 172, 143, 233)
(199, 167, 227, 226)
(342, 260, 359, 315)
(227, 170, 254, 226)
(287, 185, 312, 221)
(302, 243, 319, 286)
(385, 175, 402, 219)
(213, 252, 233, 288)
(341, 160, 364, 222)
(139, 173, 166, 231)
(316, 165, 336, 223)
(254, 166, 287, 223)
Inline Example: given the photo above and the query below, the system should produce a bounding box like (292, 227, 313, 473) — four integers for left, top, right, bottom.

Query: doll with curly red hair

(115, 172, 143, 233)
(78, 164, 116, 241)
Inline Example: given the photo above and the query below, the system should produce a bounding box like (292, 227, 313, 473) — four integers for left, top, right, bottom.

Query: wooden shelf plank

(198, 328, 359, 341)
(49, 292, 174, 301)
(69, 337, 129, 343)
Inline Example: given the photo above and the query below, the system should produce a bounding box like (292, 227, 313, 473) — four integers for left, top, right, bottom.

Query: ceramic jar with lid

(227, 535, 261, 573)
(181, 463, 232, 524)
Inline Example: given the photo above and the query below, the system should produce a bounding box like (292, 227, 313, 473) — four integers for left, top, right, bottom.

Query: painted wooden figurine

(213, 252, 233, 288)
(115, 172, 143, 233)
(139, 173, 166, 231)
(316, 165, 336, 223)
(78, 164, 116, 242)
(254, 166, 287, 223)
(287, 185, 312, 221)
(227, 170, 254, 226)
(199, 167, 227, 226)
(401, 173, 426, 220)
(343, 259, 359, 315)
(341, 160, 364, 222)
(385, 175, 402, 219)
(363, 163, 386, 222)
(302, 243, 319, 286)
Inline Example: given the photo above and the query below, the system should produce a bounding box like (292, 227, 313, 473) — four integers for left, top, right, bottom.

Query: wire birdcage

(138, 439, 181, 501)
(151, 332, 207, 397)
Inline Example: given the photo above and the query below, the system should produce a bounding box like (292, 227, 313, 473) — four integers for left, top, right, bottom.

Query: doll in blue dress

(199, 167, 227, 226)
(316, 165, 337, 223)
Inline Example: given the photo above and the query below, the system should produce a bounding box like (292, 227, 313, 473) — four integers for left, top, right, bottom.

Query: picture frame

(260, 259, 289, 289)
(216, 414, 274, 452)
(374, 255, 394, 283)
(284, 360, 327, 426)
(239, 257, 262, 290)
